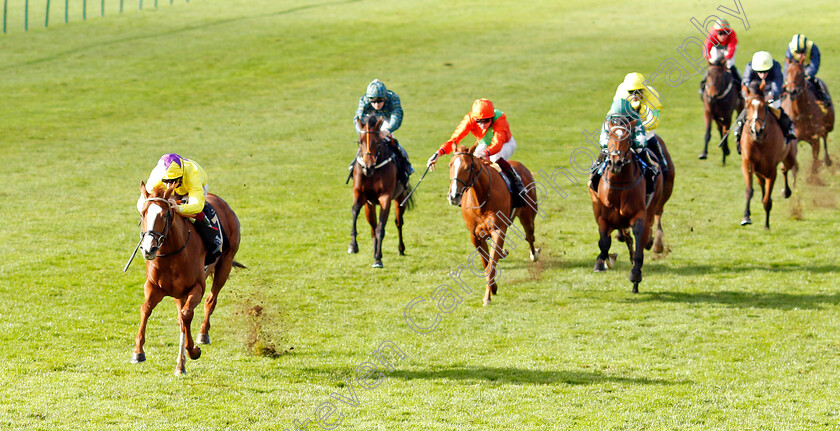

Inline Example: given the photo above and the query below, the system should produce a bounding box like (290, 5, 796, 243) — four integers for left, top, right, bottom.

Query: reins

(356, 130, 395, 170)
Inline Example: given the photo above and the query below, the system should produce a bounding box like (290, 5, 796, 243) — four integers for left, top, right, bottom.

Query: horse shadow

(628, 290, 840, 310)
(386, 366, 688, 386)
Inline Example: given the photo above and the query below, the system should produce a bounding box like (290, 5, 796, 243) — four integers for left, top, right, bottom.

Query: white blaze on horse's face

(141, 204, 164, 258)
(448, 156, 463, 204)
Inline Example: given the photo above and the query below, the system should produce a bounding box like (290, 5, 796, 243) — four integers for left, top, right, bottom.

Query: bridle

(783, 61, 805, 100)
(356, 129, 394, 171)
(451, 152, 491, 209)
(705, 63, 734, 101)
(602, 123, 644, 191)
(141, 197, 190, 258)
(745, 95, 768, 141)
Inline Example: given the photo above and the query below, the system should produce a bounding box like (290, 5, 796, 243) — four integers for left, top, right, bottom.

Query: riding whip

(400, 165, 431, 207)
(122, 236, 143, 272)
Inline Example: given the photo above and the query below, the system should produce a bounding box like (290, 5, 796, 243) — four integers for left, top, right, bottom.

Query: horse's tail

(232, 261, 247, 269)
(401, 183, 416, 211)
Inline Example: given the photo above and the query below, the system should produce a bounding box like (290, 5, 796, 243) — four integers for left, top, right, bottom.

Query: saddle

(490, 163, 526, 208)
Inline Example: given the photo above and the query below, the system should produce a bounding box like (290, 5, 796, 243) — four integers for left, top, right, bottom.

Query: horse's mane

(747, 80, 764, 98)
(363, 114, 381, 130)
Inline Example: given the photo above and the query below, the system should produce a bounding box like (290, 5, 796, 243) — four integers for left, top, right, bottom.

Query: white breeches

(475, 137, 517, 162)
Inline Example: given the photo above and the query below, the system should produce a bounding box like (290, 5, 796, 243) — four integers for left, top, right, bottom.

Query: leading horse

(448, 145, 540, 306)
(590, 117, 674, 293)
(700, 56, 744, 164)
(348, 115, 413, 268)
(782, 58, 834, 173)
(740, 81, 798, 229)
(134, 182, 242, 375)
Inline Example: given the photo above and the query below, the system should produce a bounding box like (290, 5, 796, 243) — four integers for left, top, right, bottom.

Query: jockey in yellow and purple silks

(137, 153, 222, 260)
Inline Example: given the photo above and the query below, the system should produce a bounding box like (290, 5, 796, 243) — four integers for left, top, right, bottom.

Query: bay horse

(782, 58, 834, 173)
(700, 56, 744, 165)
(590, 117, 674, 293)
(348, 115, 413, 268)
(134, 181, 242, 375)
(447, 145, 540, 306)
(740, 81, 798, 229)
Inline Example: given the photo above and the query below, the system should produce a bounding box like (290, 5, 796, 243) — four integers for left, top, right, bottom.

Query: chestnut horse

(348, 115, 413, 268)
(134, 182, 242, 375)
(782, 59, 834, 173)
(740, 81, 798, 229)
(447, 145, 540, 306)
(590, 117, 674, 293)
(700, 59, 744, 164)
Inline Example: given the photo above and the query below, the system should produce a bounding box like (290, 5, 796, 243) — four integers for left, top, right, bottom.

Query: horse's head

(448, 144, 481, 206)
(356, 115, 385, 177)
(604, 115, 636, 175)
(705, 63, 731, 100)
(784, 58, 805, 100)
(138, 181, 177, 260)
(744, 80, 769, 140)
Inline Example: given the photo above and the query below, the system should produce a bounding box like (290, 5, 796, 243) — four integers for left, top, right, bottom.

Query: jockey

(589, 98, 659, 204)
(700, 19, 741, 93)
(613, 72, 667, 171)
(351, 79, 413, 184)
(136, 153, 222, 262)
(426, 98, 525, 207)
(784, 34, 828, 105)
(734, 51, 797, 147)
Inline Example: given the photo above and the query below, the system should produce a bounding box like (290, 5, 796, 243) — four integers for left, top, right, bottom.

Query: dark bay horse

(590, 118, 674, 293)
(740, 81, 798, 229)
(348, 115, 413, 268)
(134, 182, 242, 375)
(448, 145, 540, 306)
(700, 59, 744, 164)
(782, 59, 834, 173)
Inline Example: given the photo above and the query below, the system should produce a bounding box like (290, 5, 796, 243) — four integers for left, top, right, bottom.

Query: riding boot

(194, 207, 222, 265)
(699, 75, 707, 100)
(733, 110, 746, 154)
(730, 65, 742, 85)
(391, 138, 414, 175)
(646, 136, 667, 172)
(589, 152, 607, 191)
(778, 110, 797, 145)
(496, 159, 526, 208)
(639, 149, 659, 207)
(809, 77, 828, 106)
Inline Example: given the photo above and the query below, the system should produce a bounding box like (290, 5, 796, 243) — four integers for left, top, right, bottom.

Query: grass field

(2, 0, 840, 429)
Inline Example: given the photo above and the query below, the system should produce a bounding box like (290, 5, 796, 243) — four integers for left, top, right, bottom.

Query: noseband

(745, 96, 768, 141)
(356, 130, 394, 170)
(141, 197, 190, 258)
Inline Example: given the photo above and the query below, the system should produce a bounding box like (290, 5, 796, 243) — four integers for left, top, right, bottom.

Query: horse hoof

(348, 245, 358, 254)
(607, 253, 617, 268)
(483, 298, 491, 306)
(653, 243, 664, 254)
(530, 247, 541, 262)
(826, 159, 833, 167)
(632, 282, 639, 294)
(594, 260, 606, 272)
(189, 347, 202, 360)
(698, 153, 708, 160)
(174, 368, 187, 376)
(740, 217, 752, 226)
(130, 352, 146, 364)
(372, 261, 383, 268)
(197, 333, 210, 345)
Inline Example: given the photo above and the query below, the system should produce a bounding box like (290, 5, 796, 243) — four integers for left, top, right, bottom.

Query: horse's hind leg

(348, 198, 363, 254)
(394, 199, 405, 256)
(372, 196, 392, 268)
(630, 218, 646, 293)
(700, 110, 711, 159)
(823, 135, 832, 166)
(174, 286, 205, 376)
(518, 209, 540, 262)
(594, 221, 611, 272)
(623, 228, 634, 265)
(762, 176, 774, 230)
(652, 214, 665, 254)
(741, 160, 754, 225)
(198, 257, 233, 344)
(811, 141, 821, 173)
(132, 282, 164, 364)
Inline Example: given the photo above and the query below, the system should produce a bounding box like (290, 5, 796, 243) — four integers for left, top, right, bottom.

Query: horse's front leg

(594, 218, 611, 272)
(174, 286, 205, 376)
(823, 135, 832, 167)
(348, 197, 363, 254)
(372, 195, 392, 268)
(762, 175, 775, 230)
(741, 159, 754, 226)
(469, 233, 492, 306)
(394, 198, 406, 256)
(630, 217, 647, 294)
(718, 121, 731, 165)
(132, 281, 164, 364)
(700, 110, 711, 159)
(486, 227, 507, 299)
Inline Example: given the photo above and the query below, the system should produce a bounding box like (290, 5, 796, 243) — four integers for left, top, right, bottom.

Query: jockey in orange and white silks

(137, 153, 222, 258)
(427, 98, 526, 207)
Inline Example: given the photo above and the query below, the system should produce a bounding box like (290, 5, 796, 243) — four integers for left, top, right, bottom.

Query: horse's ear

(140, 181, 149, 198)
(162, 182, 175, 200)
(741, 84, 748, 96)
(356, 118, 364, 131)
(467, 144, 478, 154)
(759, 80, 767, 94)
(374, 116, 384, 131)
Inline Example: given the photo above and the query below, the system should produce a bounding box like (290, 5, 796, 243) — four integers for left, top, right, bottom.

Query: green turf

(1, 0, 840, 429)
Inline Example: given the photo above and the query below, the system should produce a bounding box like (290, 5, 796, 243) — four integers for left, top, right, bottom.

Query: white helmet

(751, 51, 773, 72)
